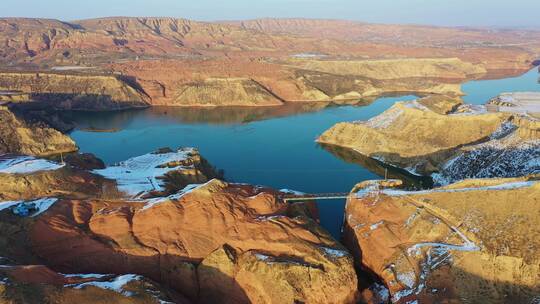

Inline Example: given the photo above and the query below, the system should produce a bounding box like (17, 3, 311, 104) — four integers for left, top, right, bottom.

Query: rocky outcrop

(2, 17, 537, 73)
(93, 147, 222, 198)
(0, 147, 219, 201)
(288, 58, 485, 80)
(0, 72, 150, 110)
(318, 98, 540, 184)
(27, 179, 358, 303)
(343, 178, 540, 303)
(488, 92, 540, 119)
(0, 264, 182, 304)
(0, 105, 77, 156)
(232, 18, 539, 77)
(0, 148, 358, 303)
(1, 17, 537, 108)
(0, 154, 115, 201)
(108, 57, 470, 106)
(170, 77, 283, 107)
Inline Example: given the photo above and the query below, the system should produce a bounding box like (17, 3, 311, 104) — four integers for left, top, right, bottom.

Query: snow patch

(255, 215, 287, 222)
(63, 273, 110, 279)
(279, 189, 306, 195)
(0, 155, 64, 174)
(369, 282, 390, 303)
(363, 107, 404, 129)
(489, 121, 517, 140)
(94, 148, 196, 198)
(381, 181, 535, 197)
(320, 246, 349, 258)
(0, 198, 58, 217)
(403, 100, 430, 111)
(67, 274, 142, 296)
(370, 220, 385, 231)
(142, 182, 204, 210)
(291, 53, 328, 58)
(433, 138, 540, 186)
(254, 254, 271, 262)
(397, 271, 416, 289)
(451, 104, 488, 116)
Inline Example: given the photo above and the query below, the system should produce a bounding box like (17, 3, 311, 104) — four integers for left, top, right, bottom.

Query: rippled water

(68, 68, 539, 237)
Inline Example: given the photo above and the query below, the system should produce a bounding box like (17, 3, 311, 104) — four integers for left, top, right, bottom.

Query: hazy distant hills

(1, 17, 539, 69)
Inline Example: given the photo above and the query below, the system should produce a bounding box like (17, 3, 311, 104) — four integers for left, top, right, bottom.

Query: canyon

(0, 17, 539, 108)
(0, 148, 358, 303)
(0, 16, 539, 304)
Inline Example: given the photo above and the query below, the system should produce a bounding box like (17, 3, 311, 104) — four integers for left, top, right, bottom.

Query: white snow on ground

(450, 104, 489, 116)
(51, 66, 96, 71)
(279, 189, 306, 195)
(403, 100, 430, 111)
(94, 148, 196, 198)
(255, 215, 287, 222)
(319, 246, 349, 258)
(291, 53, 328, 58)
(491, 92, 540, 116)
(369, 282, 390, 303)
(67, 274, 142, 296)
(356, 181, 535, 198)
(142, 182, 206, 210)
(63, 273, 110, 279)
(0, 198, 58, 217)
(363, 106, 404, 129)
(352, 179, 402, 198)
(489, 121, 517, 140)
(396, 271, 416, 289)
(254, 254, 271, 262)
(407, 239, 479, 256)
(0, 201, 22, 212)
(432, 135, 540, 186)
(64, 273, 171, 302)
(0, 155, 64, 174)
(370, 220, 385, 231)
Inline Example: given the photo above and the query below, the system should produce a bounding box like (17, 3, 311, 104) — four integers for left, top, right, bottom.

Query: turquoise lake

(69, 68, 539, 237)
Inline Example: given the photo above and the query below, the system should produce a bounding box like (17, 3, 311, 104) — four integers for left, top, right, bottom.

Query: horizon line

(1, 15, 539, 31)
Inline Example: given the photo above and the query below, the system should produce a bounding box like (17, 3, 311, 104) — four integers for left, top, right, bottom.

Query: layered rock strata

(318, 97, 540, 184)
(0, 72, 150, 110)
(0, 105, 77, 156)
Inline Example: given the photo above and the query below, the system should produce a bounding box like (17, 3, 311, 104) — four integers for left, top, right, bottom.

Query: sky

(3, 0, 540, 28)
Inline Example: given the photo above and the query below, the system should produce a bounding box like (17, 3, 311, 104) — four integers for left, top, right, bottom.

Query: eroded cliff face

(0, 210, 184, 303)
(0, 17, 537, 109)
(288, 58, 485, 80)
(0, 105, 77, 156)
(0, 72, 150, 110)
(2, 17, 537, 77)
(232, 18, 539, 78)
(0, 147, 219, 202)
(343, 178, 540, 304)
(318, 97, 540, 184)
(107, 57, 471, 106)
(170, 77, 284, 106)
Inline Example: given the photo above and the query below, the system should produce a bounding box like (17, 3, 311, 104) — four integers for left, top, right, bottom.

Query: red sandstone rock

(30, 179, 359, 303)
(343, 178, 540, 303)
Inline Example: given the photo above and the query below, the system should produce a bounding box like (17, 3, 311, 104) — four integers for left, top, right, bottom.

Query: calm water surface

(69, 68, 539, 237)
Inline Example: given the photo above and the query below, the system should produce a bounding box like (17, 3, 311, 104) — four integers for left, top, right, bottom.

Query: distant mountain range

(1, 17, 539, 69)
